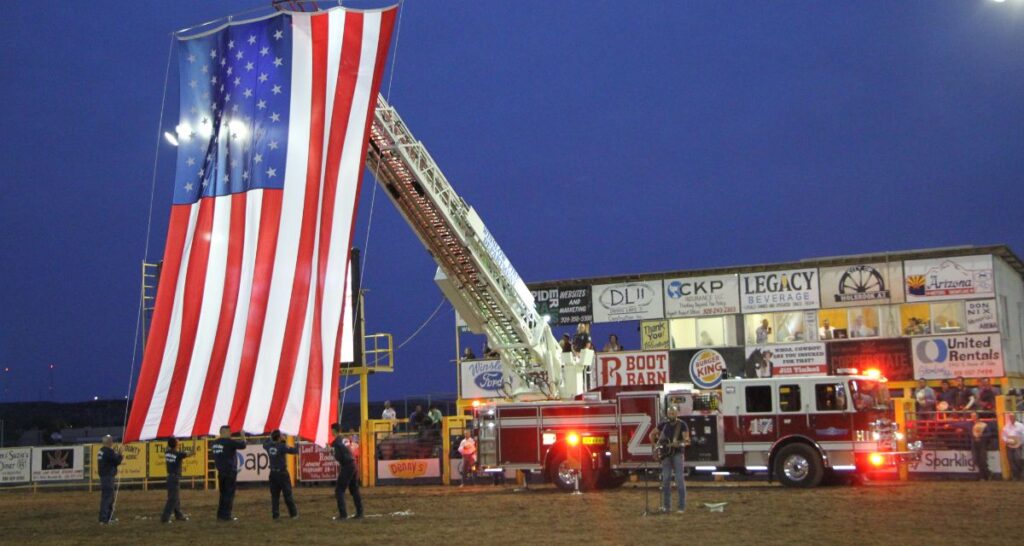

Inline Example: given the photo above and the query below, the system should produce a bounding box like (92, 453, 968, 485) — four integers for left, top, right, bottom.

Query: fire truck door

(808, 380, 855, 443)
(776, 382, 811, 438)
(737, 384, 778, 454)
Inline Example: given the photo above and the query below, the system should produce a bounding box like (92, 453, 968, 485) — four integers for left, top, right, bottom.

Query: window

(931, 302, 965, 334)
(900, 303, 931, 336)
(670, 318, 696, 349)
(815, 383, 847, 412)
(778, 385, 801, 412)
(696, 317, 726, 346)
(848, 307, 879, 338)
(672, 315, 737, 349)
(745, 386, 773, 413)
(745, 314, 773, 345)
(817, 309, 848, 340)
(773, 312, 807, 343)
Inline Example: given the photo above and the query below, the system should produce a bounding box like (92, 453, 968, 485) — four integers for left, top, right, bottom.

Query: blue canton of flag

(173, 16, 293, 204)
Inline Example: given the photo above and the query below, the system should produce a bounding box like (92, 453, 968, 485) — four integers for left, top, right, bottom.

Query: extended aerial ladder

(364, 96, 592, 400)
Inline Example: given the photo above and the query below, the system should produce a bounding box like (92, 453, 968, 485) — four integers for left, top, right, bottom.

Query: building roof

(527, 244, 1024, 289)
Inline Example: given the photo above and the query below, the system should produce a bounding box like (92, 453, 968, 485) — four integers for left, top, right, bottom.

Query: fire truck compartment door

(681, 414, 723, 466)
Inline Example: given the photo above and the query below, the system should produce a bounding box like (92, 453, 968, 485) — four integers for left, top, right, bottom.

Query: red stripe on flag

(192, 193, 247, 437)
(124, 205, 193, 442)
(157, 198, 216, 437)
(229, 190, 283, 430)
(264, 14, 330, 432)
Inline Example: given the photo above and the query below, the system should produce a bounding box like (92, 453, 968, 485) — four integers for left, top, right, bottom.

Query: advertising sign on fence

(908, 450, 1001, 474)
(531, 285, 593, 325)
(904, 255, 994, 301)
(376, 458, 440, 480)
(740, 268, 820, 312)
(827, 338, 914, 381)
(744, 343, 828, 377)
(235, 443, 272, 482)
(663, 274, 740, 317)
(592, 351, 670, 387)
(592, 281, 664, 323)
(912, 334, 1004, 380)
(0, 448, 31, 483)
(91, 442, 147, 479)
(147, 439, 207, 478)
(298, 443, 339, 481)
(32, 446, 84, 481)
(819, 263, 904, 308)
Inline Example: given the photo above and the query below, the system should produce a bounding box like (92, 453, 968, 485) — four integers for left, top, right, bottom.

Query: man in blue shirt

(649, 406, 690, 513)
(161, 438, 190, 523)
(330, 422, 363, 521)
(262, 429, 299, 519)
(210, 426, 247, 521)
(96, 435, 123, 524)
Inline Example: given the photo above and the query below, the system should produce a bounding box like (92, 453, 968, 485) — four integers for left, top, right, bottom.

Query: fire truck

(361, 97, 918, 489)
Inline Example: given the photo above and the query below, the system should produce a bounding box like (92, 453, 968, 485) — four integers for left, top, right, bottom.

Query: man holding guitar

(649, 405, 690, 513)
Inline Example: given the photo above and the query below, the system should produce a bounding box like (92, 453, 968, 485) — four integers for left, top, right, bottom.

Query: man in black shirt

(210, 426, 247, 521)
(648, 406, 690, 513)
(262, 429, 299, 519)
(330, 422, 363, 521)
(96, 435, 123, 524)
(161, 438, 190, 523)
(408, 405, 426, 434)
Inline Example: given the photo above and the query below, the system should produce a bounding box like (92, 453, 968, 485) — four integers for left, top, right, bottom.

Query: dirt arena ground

(0, 480, 1021, 545)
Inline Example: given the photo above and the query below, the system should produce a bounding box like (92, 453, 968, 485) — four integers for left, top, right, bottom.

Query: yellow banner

(148, 439, 207, 478)
(91, 442, 147, 479)
(640, 320, 670, 350)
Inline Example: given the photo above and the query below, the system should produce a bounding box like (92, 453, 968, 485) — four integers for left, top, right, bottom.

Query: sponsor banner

(592, 281, 664, 323)
(912, 334, 1003, 380)
(904, 255, 994, 302)
(148, 439, 206, 478)
(460, 359, 539, 399)
(965, 299, 998, 333)
(664, 274, 740, 317)
(0, 448, 31, 483)
(640, 320, 670, 350)
(91, 442, 147, 480)
(377, 458, 440, 480)
(908, 450, 1001, 474)
(819, 263, 904, 308)
(827, 338, 913, 381)
(530, 286, 592, 325)
(235, 443, 272, 482)
(744, 343, 827, 378)
(592, 351, 670, 387)
(740, 268, 820, 312)
(32, 446, 84, 481)
(298, 443, 338, 481)
(668, 348, 746, 388)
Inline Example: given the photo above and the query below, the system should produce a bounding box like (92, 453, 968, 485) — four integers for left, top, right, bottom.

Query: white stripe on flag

(140, 202, 201, 440)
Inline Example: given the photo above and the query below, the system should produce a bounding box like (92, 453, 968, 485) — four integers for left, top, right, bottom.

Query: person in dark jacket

(330, 422, 363, 521)
(161, 438, 190, 523)
(262, 429, 299, 519)
(210, 426, 247, 521)
(96, 435, 123, 524)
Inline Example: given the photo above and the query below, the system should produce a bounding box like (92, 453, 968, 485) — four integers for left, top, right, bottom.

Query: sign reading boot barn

(740, 268, 820, 312)
(819, 263, 904, 308)
(592, 281, 664, 323)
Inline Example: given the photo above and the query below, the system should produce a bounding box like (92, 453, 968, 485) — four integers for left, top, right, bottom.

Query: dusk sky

(1, 1, 1022, 408)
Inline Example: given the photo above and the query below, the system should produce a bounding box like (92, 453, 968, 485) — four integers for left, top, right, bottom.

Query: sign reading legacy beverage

(592, 281, 664, 323)
(827, 338, 913, 381)
(668, 348, 745, 388)
(32, 446, 84, 481)
(640, 320, 670, 350)
(740, 269, 820, 312)
(530, 285, 592, 325)
(235, 443, 272, 482)
(91, 442, 147, 479)
(819, 263, 904, 308)
(148, 439, 206, 478)
(0, 448, 31, 483)
(965, 299, 998, 333)
(377, 458, 440, 480)
(664, 274, 740, 317)
(912, 334, 1003, 379)
(904, 255, 994, 301)
(744, 343, 827, 377)
(592, 351, 670, 387)
(460, 359, 539, 399)
(298, 443, 338, 481)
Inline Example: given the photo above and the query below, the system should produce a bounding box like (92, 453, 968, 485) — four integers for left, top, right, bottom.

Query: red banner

(298, 443, 338, 482)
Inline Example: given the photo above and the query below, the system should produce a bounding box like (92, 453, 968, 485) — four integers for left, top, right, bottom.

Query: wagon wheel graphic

(839, 267, 885, 295)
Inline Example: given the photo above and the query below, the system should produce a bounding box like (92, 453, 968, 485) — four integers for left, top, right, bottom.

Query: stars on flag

(186, 157, 196, 167)
(236, 50, 244, 60)
(260, 46, 270, 56)
(245, 61, 255, 71)
(257, 99, 267, 110)
(187, 54, 196, 63)
(268, 140, 279, 150)
(254, 153, 264, 164)
(270, 112, 281, 123)
(274, 29, 283, 40)
(228, 39, 235, 49)
(273, 57, 283, 68)
(258, 73, 268, 83)
(266, 167, 277, 178)
(244, 88, 254, 98)
(209, 49, 217, 59)
(271, 84, 282, 95)
(247, 34, 257, 45)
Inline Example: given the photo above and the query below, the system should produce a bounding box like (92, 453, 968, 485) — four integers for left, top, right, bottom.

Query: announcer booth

(524, 245, 1024, 480)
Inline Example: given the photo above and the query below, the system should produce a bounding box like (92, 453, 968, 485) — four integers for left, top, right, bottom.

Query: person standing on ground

(649, 406, 689, 513)
(331, 422, 363, 521)
(161, 438, 190, 523)
(457, 431, 476, 487)
(96, 435, 123, 524)
(211, 426, 247, 521)
(970, 414, 994, 481)
(263, 430, 299, 520)
(1001, 413, 1024, 481)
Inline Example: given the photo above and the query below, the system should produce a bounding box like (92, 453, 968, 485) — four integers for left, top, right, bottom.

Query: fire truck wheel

(774, 443, 823, 488)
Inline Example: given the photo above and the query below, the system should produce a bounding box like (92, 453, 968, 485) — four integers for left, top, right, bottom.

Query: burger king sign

(689, 349, 728, 389)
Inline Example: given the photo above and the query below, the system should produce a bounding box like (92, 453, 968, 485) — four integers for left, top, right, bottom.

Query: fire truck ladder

(365, 95, 588, 400)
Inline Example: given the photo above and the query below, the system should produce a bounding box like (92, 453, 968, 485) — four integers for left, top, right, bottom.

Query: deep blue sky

(1, 1, 1022, 405)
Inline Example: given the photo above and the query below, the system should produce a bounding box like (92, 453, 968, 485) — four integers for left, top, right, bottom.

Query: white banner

(740, 268, 820, 312)
(377, 458, 440, 480)
(31, 446, 84, 481)
(592, 351, 670, 387)
(819, 263, 904, 308)
(0, 448, 31, 483)
(744, 343, 827, 377)
(663, 274, 740, 317)
(235, 443, 272, 482)
(912, 334, 1003, 380)
(460, 359, 539, 399)
(592, 281, 664, 323)
(904, 255, 994, 302)
(965, 299, 998, 333)
(908, 450, 1001, 474)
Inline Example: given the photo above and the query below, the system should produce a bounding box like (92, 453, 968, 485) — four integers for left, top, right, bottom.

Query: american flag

(125, 5, 397, 445)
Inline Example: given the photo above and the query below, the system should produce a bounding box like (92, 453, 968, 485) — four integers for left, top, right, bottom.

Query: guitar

(653, 421, 688, 461)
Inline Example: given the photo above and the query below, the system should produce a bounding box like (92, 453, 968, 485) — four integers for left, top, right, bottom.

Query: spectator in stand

(602, 334, 623, 352)
(970, 414, 995, 481)
(559, 334, 573, 353)
(462, 347, 476, 360)
(382, 400, 397, 421)
(482, 341, 500, 359)
(937, 379, 958, 416)
(1001, 413, 1024, 481)
(457, 431, 477, 487)
(408, 405, 427, 434)
(572, 323, 592, 354)
(96, 435, 123, 524)
(428, 405, 443, 436)
(914, 379, 937, 419)
(954, 376, 976, 412)
(755, 319, 771, 344)
(818, 319, 835, 340)
(976, 378, 997, 418)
